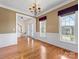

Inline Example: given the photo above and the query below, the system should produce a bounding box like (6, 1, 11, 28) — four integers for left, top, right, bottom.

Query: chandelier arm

(29, 0, 41, 16)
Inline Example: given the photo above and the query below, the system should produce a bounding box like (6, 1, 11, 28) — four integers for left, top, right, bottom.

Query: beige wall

(36, 1, 78, 33)
(0, 7, 16, 33)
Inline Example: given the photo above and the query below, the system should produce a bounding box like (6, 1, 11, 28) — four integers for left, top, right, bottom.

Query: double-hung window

(40, 20, 46, 37)
(39, 16, 47, 37)
(58, 4, 78, 43)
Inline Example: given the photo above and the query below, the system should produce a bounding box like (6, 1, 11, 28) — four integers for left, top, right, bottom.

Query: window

(27, 24, 34, 36)
(40, 20, 46, 37)
(59, 11, 77, 43)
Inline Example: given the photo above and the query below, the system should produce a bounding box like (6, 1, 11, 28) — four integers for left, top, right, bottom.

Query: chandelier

(29, 0, 41, 16)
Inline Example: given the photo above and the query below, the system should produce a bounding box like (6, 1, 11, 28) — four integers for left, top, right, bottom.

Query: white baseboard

(32, 32, 78, 53)
(0, 33, 17, 48)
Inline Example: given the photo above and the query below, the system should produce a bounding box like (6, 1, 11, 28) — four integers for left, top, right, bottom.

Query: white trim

(0, 33, 17, 48)
(0, 0, 75, 17)
(0, 4, 34, 17)
(32, 32, 78, 53)
(75, 11, 78, 43)
(40, 20, 46, 37)
(16, 13, 36, 37)
(36, 0, 75, 17)
(58, 15, 63, 43)
(78, 2, 79, 58)
(59, 11, 78, 44)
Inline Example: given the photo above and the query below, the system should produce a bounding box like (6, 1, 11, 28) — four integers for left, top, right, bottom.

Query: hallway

(0, 36, 78, 59)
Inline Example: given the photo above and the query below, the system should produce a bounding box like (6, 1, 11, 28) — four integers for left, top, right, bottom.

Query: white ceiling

(0, 0, 75, 17)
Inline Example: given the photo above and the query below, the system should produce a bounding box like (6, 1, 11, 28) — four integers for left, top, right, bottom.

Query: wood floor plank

(0, 36, 78, 59)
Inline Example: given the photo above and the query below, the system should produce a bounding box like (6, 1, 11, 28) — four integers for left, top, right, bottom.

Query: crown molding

(0, 4, 35, 17)
(0, 0, 75, 17)
(36, 0, 75, 17)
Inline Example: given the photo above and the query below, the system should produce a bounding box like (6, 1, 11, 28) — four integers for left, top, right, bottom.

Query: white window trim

(40, 20, 46, 38)
(59, 11, 78, 44)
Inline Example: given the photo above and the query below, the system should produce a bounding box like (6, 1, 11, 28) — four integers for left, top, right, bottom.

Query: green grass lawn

(62, 35, 75, 41)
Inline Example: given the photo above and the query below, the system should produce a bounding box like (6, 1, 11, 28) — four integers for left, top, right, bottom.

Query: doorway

(16, 13, 36, 37)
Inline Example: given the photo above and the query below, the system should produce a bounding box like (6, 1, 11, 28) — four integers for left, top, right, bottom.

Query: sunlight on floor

(41, 45, 47, 59)
(61, 55, 69, 59)
(27, 37, 30, 47)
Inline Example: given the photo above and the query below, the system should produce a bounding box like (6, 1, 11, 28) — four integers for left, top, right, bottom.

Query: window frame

(40, 20, 46, 37)
(59, 11, 78, 44)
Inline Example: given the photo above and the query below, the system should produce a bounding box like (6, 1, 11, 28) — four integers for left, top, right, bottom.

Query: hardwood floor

(0, 36, 78, 59)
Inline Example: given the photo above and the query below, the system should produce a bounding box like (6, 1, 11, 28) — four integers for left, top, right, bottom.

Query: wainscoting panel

(32, 32, 78, 53)
(0, 33, 17, 48)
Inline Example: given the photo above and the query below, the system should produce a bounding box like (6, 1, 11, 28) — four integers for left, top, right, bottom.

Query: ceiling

(0, 0, 75, 17)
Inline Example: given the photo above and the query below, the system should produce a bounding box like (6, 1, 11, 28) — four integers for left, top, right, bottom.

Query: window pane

(40, 21, 46, 37)
(60, 13, 75, 42)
